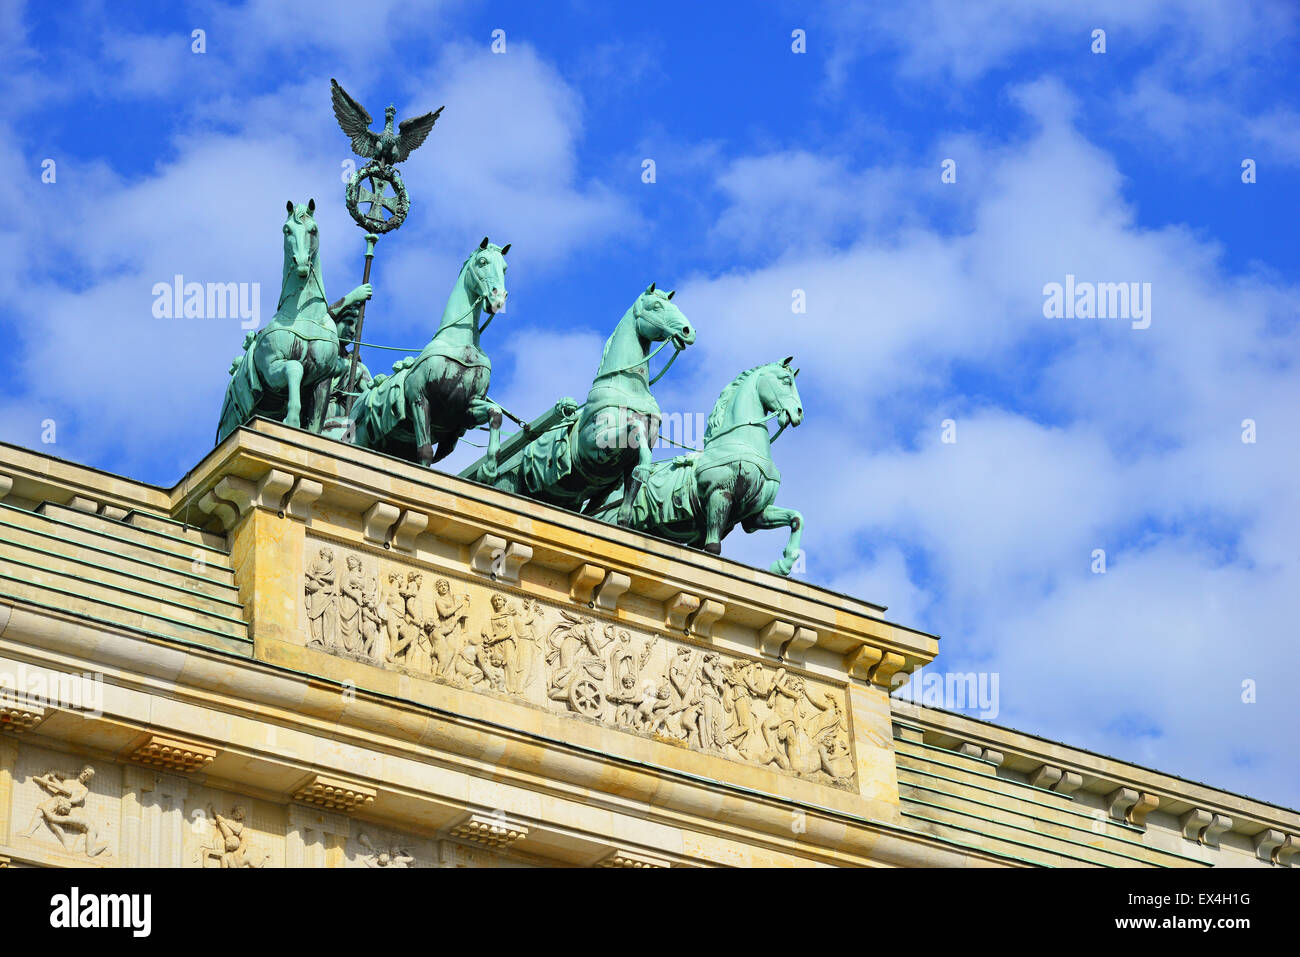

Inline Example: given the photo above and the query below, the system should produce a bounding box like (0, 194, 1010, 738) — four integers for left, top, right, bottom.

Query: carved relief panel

(299, 537, 857, 789)
(11, 744, 120, 864)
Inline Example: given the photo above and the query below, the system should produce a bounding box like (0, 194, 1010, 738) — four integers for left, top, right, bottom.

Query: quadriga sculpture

(348, 237, 509, 473)
(499, 284, 695, 524)
(217, 199, 373, 443)
(597, 358, 805, 575)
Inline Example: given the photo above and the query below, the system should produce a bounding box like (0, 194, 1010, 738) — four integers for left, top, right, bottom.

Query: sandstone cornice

(175, 420, 939, 682)
(894, 701, 1300, 841)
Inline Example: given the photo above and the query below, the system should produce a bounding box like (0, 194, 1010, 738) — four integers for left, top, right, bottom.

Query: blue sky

(2, 1, 1298, 808)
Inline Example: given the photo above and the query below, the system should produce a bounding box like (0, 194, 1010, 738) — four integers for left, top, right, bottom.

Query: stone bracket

(687, 599, 725, 637)
(1180, 808, 1213, 841)
(391, 510, 429, 552)
(1107, 787, 1159, 826)
(201, 470, 294, 530)
(664, 592, 700, 632)
(1026, 764, 1081, 794)
(362, 502, 401, 545)
(125, 733, 218, 773)
(292, 773, 377, 812)
(569, 563, 605, 603)
(285, 477, 323, 521)
(1029, 765, 1063, 790)
(1202, 813, 1233, 847)
(1276, 836, 1299, 867)
(1253, 828, 1285, 863)
(784, 626, 818, 665)
(468, 533, 533, 583)
(958, 743, 1005, 767)
(758, 620, 794, 659)
(594, 571, 630, 611)
(0, 473, 11, 500)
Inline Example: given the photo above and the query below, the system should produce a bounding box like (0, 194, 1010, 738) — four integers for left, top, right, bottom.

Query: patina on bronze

(331, 78, 443, 411)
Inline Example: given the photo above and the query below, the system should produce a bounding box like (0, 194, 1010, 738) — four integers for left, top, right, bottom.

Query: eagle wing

(331, 78, 379, 159)
(395, 106, 444, 162)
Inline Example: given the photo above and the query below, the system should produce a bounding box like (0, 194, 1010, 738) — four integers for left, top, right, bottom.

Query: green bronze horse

(348, 237, 509, 471)
(599, 359, 804, 575)
(507, 284, 695, 524)
(217, 199, 372, 443)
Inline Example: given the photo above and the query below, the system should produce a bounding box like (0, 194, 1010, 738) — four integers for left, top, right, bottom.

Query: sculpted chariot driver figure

(22, 765, 108, 857)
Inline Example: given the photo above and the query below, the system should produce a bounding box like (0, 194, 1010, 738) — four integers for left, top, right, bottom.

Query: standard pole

(344, 231, 379, 413)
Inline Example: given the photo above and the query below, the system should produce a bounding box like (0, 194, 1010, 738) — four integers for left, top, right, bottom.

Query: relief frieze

(300, 538, 856, 789)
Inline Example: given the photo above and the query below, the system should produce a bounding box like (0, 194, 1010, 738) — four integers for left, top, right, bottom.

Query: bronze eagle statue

(330, 78, 443, 166)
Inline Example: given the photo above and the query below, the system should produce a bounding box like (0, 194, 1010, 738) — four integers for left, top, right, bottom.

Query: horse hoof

(702, 542, 722, 555)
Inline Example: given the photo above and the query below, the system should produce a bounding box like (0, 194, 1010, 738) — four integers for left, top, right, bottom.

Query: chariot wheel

(569, 678, 603, 717)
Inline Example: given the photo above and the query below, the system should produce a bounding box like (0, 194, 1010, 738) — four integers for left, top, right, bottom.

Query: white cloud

(662, 79, 1300, 805)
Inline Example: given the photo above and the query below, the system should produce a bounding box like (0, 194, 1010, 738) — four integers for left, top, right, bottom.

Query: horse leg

(702, 485, 732, 554)
(303, 370, 331, 434)
(616, 418, 652, 527)
(468, 399, 503, 483)
(745, 504, 804, 576)
(411, 396, 434, 466)
(282, 360, 305, 428)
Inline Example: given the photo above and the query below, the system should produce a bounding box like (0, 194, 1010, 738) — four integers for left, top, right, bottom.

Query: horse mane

(705, 364, 766, 440)
(597, 306, 634, 372)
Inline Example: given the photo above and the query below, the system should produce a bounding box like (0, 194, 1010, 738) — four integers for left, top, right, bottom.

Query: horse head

(465, 236, 510, 315)
(633, 283, 694, 350)
(283, 199, 319, 280)
(758, 357, 804, 428)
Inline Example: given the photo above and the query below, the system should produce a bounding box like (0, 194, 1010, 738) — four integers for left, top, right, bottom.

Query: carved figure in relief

(721, 660, 767, 758)
(799, 685, 854, 783)
(305, 546, 339, 650)
(663, 647, 706, 744)
(451, 607, 506, 691)
(607, 629, 657, 728)
(361, 572, 385, 660)
(22, 766, 109, 857)
(545, 611, 610, 718)
(382, 572, 406, 662)
(429, 578, 471, 677)
(510, 597, 543, 693)
(635, 685, 673, 733)
(475, 593, 516, 692)
(338, 555, 367, 654)
(759, 669, 801, 770)
(201, 804, 269, 868)
(696, 653, 729, 751)
(389, 571, 431, 672)
(358, 832, 414, 868)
